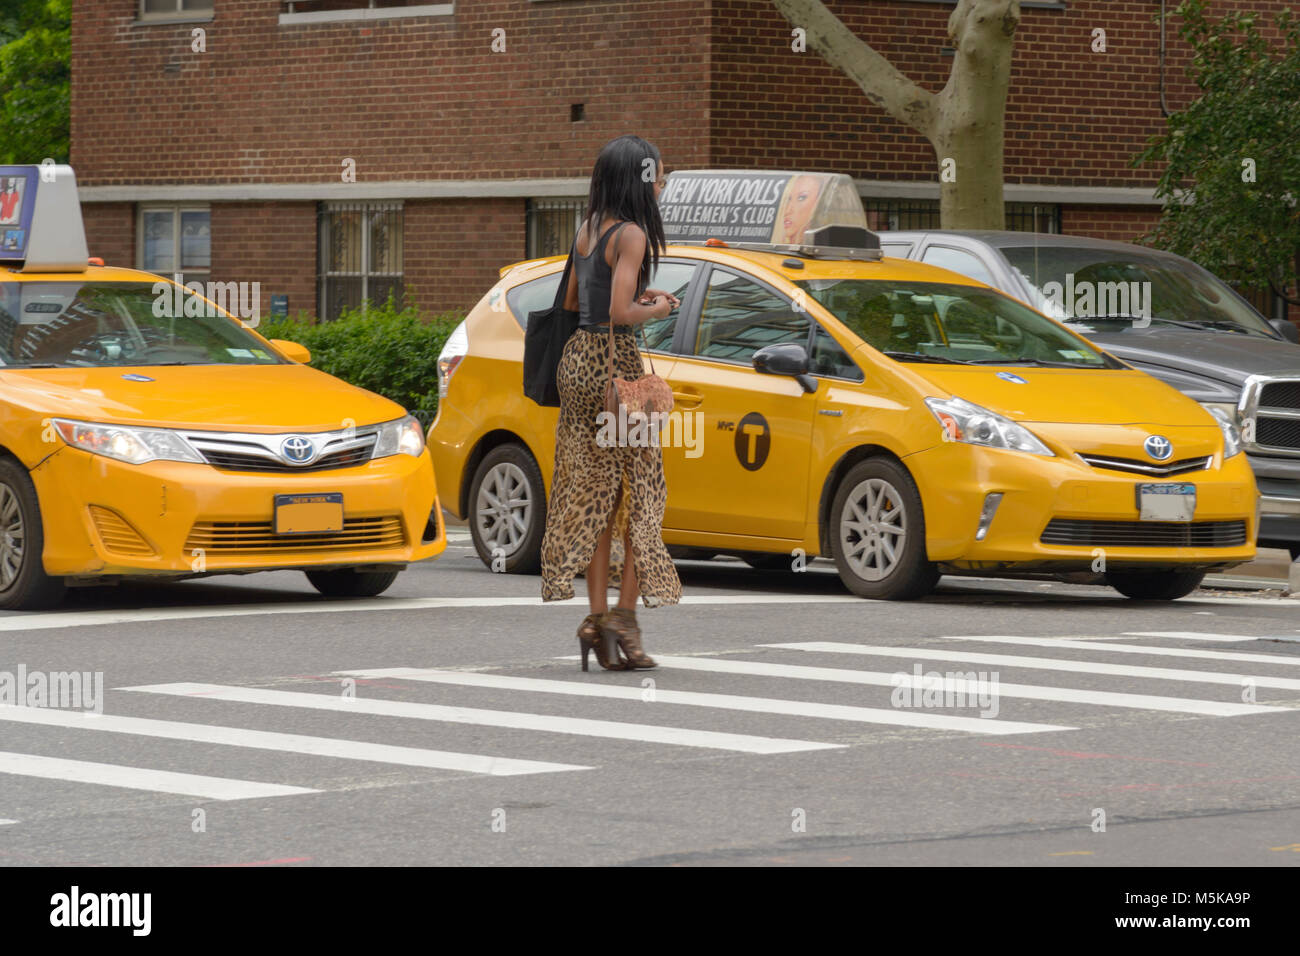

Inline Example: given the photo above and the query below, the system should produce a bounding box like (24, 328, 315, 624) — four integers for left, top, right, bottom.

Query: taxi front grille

(1041, 518, 1247, 548)
(198, 444, 374, 473)
(184, 516, 406, 554)
(89, 506, 155, 556)
(1077, 454, 1212, 477)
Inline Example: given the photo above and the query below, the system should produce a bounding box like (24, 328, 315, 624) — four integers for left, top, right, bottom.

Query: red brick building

(70, 0, 1294, 321)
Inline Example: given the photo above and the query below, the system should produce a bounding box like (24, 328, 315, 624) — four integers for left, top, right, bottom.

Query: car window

(881, 242, 914, 258)
(795, 278, 1114, 368)
(809, 324, 863, 381)
(694, 268, 808, 363)
(921, 245, 996, 286)
(505, 273, 561, 328)
(505, 260, 696, 351)
(640, 261, 696, 353)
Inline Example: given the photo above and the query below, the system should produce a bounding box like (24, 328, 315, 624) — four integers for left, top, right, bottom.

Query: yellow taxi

(429, 170, 1257, 600)
(0, 164, 443, 609)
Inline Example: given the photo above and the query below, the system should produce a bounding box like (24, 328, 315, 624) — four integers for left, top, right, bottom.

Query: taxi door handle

(672, 389, 703, 408)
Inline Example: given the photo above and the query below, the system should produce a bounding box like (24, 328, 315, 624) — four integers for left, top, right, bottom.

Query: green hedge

(257, 294, 464, 422)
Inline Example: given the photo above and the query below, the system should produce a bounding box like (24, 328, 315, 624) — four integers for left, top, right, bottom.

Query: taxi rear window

(796, 278, 1114, 368)
(0, 281, 282, 369)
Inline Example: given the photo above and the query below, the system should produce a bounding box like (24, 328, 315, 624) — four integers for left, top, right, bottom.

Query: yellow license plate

(274, 493, 344, 534)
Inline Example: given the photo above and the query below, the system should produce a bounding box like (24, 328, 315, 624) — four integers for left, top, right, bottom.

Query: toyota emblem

(1144, 435, 1173, 461)
(281, 436, 316, 464)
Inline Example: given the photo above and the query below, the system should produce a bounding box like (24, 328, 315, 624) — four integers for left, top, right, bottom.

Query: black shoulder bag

(522, 240, 579, 407)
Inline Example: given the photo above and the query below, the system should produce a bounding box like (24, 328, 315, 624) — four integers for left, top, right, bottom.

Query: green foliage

(257, 294, 463, 418)
(1134, 0, 1300, 302)
(0, 0, 70, 165)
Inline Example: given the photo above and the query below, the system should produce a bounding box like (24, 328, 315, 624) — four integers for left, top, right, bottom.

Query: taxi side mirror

(1268, 318, 1300, 344)
(753, 342, 816, 393)
(270, 339, 312, 364)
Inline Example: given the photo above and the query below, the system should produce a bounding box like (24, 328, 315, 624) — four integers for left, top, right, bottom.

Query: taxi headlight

(924, 396, 1054, 457)
(51, 419, 204, 465)
(371, 415, 425, 459)
(1202, 404, 1243, 459)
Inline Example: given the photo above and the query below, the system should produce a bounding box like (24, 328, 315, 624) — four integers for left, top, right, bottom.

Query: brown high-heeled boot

(598, 607, 656, 669)
(578, 613, 625, 671)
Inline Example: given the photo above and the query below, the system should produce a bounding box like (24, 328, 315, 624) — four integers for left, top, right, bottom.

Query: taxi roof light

(658, 169, 883, 262)
(0, 164, 89, 273)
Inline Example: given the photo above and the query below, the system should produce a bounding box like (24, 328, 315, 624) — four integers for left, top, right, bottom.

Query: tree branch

(771, 0, 936, 137)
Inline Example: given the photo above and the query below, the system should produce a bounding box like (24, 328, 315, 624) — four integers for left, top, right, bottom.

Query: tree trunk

(771, 0, 1020, 230)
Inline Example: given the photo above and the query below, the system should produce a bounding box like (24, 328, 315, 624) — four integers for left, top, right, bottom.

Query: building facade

(71, 0, 1295, 322)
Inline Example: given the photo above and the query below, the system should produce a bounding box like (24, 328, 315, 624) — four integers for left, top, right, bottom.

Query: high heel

(578, 613, 625, 671)
(598, 607, 656, 669)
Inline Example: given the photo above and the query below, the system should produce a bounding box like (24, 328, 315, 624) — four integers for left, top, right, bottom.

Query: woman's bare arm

(609, 225, 671, 325)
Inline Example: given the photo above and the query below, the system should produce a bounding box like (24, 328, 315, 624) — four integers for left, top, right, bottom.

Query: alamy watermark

(1040, 273, 1152, 326)
(0, 665, 103, 713)
(890, 665, 1000, 718)
(153, 274, 261, 327)
(595, 408, 704, 458)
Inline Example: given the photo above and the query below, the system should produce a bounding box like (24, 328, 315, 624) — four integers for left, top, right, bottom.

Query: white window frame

(137, 0, 215, 24)
(137, 204, 211, 281)
(279, 2, 454, 26)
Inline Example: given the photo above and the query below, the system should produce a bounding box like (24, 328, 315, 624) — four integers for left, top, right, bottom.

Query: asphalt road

(1, 528, 1299, 867)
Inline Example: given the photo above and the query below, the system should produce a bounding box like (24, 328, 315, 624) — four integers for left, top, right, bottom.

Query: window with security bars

(282, 1, 435, 12)
(317, 202, 404, 321)
(862, 199, 1061, 234)
(526, 198, 586, 259)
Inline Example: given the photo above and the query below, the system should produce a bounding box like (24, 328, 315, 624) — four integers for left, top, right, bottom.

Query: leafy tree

(772, 0, 1021, 229)
(0, 0, 70, 165)
(1136, 0, 1300, 304)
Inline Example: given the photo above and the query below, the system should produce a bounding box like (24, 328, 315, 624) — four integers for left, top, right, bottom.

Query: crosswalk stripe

(1124, 632, 1278, 643)
(0, 751, 316, 801)
(0, 594, 862, 633)
(338, 667, 1074, 735)
(0, 705, 588, 777)
(639, 656, 1276, 716)
(938, 635, 1300, 667)
(761, 643, 1300, 691)
(120, 683, 840, 755)
(0, 819, 17, 825)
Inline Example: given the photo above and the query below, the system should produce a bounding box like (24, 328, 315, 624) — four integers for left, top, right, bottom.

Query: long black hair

(582, 135, 665, 296)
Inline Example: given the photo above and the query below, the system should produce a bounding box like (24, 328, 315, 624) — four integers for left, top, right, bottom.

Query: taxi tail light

(437, 320, 470, 399)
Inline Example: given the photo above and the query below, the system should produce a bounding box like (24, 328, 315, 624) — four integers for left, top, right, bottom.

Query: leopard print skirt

(540, 326, 682, 607)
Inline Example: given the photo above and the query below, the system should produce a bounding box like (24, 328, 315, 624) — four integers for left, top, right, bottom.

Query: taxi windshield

(795, 278, 1115, 368)
(0, 281, 283, 368)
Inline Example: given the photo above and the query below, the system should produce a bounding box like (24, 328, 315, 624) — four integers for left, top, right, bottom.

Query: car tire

(1105, 569, 1206, 600)
(305, 568, 401, 598)
(829, 458, 939, 600)
(0, 456, 66, 611)
(468, 443, 546, 574)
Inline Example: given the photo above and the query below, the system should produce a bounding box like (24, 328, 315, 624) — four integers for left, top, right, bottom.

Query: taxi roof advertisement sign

(0, 166, 39, 262)
(658, 170, 868, 245)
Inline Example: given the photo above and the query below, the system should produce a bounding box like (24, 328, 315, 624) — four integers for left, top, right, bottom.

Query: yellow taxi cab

(429, 170, 1257, 600)
(0, 164, 443, 609)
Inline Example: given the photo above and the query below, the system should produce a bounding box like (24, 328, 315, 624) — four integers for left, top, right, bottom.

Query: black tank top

(575, 220, 634, 330)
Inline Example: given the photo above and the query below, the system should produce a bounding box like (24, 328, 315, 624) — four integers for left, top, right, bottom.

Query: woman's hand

(639, 289, 681, 309)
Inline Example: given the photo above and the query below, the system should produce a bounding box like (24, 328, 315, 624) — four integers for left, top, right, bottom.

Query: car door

(661, 263, 817, 541)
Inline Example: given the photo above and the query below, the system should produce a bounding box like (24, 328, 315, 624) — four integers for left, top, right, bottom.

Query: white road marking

(939, 635, 1300, 667)
(339, 667, 1073, 735)
(0, 819, 17, 825)
(1124, 632, 1273, 643)
(0, 705, 588, 777)
(120, 683, 840, 755)
(763, 643, 1300, 692)
(634, 656, 1275, 717)
(0, 751, 316, 801)
(0, 593, 864, 633)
